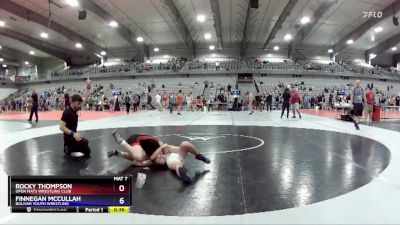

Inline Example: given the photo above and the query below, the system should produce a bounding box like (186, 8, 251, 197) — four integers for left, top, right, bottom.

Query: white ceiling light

(273, 46, 279, 51)
(369, 53, 377, 59)
(0, 58, 3, 62)
(40, 32, 48, 39)
(204, 33, 212, 40)
(346, 39, 354, 45)
(66, 0, 79, 7)
(2, 64, 6, 68)
(29, 50, 35, 55)
(25, 61, 29, 65)
(75, 43, 82, 48)
(370, 35, 375, 42)
(300, 16, 310, 25)
(392, 47, 397, 51)
(0, 20, 5, 27)
(136, 36, 144, 42)
(374, 27, 383, 33)
(328, 49, 333, 53)
(109, 21, 118, 27)
(100, 51, 106, 56)
(209, 45, 215, 50)
(284, 34, 292, 41)
(369, 53, 376, 58)
(196, 14, 206, 22)
(0, 45, 2, 49)
(154, 47, 159, 52)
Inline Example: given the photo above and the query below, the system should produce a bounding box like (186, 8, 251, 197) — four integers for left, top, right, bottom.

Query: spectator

(147, 94, 155, 110)
(351, 80, 364, 130)
(290, 86, 302, 119)
(123, 92, 131, 114)
(265, 92, 273, 112)
(364, 87, 375, 123)
(168, 91, 176, 114)
(133, 92, 139, 112)
(28, 90, 39, 123)
(281, 87, 291, 119)
(155, 91, 163, 111)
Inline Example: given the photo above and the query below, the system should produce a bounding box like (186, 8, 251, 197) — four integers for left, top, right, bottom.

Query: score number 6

(118, 185, 125, 205)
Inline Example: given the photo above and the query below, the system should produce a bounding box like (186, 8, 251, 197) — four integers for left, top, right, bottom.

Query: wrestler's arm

(132, 160, 152, 167)
(150, 143, 168, 161)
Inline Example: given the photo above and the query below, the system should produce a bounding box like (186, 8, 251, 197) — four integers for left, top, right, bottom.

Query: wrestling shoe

(64, 146, 71, 156)
(195, 154, 211, 164)
(107, 149, 120, 158)
(111, 130, 124, 144)
(178, 167, 192, 184)
(354, 120, 360, 130)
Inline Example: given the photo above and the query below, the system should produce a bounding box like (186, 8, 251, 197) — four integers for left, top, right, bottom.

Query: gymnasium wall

(0, 88, 18, 99)
(37, 57, 66, 80)
(371, 53, 393, 67)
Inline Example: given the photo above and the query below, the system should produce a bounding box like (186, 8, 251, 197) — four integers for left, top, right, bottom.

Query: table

(207, 102, 228, 111)
(334, 103, 352, 119)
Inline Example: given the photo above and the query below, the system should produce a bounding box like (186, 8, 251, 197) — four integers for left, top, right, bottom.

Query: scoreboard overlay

(8, 176, 132, 213)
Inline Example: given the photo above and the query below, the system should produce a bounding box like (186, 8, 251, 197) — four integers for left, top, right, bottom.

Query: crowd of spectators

(52, 57, 188, 78)
(257, 80, 400, 112)
(1, 77, 399, 115)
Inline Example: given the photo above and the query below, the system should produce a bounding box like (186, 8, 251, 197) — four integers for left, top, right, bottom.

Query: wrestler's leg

(165, 141, 210, 163)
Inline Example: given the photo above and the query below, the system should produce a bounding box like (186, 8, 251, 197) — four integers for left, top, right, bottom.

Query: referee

(59, 94, 91, 157)
(28, 90, 38, 122)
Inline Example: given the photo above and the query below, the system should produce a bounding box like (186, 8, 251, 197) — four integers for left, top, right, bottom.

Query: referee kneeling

(59, 94, 91, 157)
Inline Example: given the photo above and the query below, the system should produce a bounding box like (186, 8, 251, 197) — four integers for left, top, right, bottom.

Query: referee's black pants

(28, 103, 38, 122)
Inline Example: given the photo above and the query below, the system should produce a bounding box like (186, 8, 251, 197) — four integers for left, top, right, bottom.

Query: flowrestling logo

(363, 11, 383, 18)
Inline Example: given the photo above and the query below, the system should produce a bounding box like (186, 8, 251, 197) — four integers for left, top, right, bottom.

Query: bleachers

(186, 57, 244, 71)
(47, 56, 400, 81)
(52, 58, 187, 79)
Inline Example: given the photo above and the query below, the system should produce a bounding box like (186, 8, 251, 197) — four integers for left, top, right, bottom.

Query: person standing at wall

(83, 77, 92, 102)
(162, 91, 168, 109)
(266, 91, 273, 112)
(351, 80, 364, 130)
(169, 91, 176, 114)
(147, 93, 155, 110)
(155, 91, 163, 111)
(64, 89, 70, 111)
(133, 92, 139, 112)
(280, 87, 291, 119)
(290, 86, 302, 119)
(124, 92, 131, 114)
(176, 90, 183, 115)
(28, 89, 39, 122)
(186, 92, 194, 112)
(363, 87, 375, 123)
(395, 93, 400, 111)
